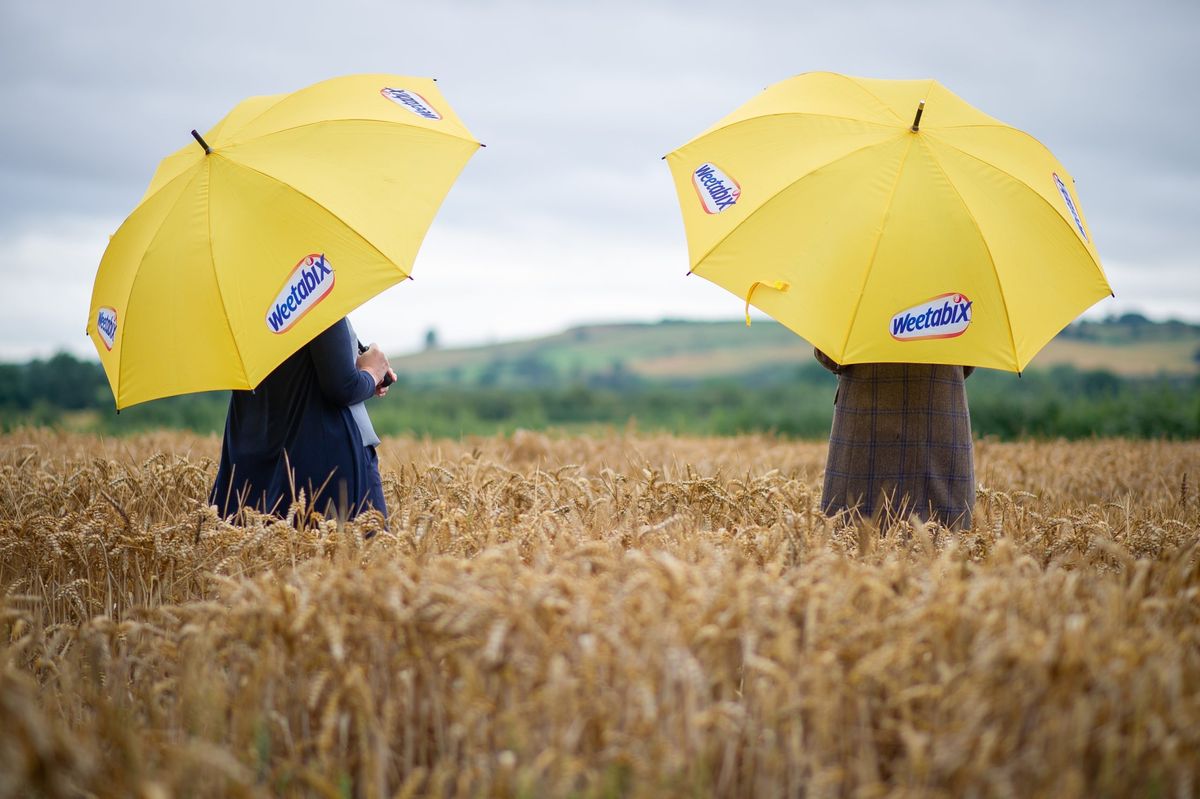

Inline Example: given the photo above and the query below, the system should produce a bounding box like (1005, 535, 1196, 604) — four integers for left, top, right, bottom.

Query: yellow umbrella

(666, 72, 1112, 372)
(88, 74, 479, 408)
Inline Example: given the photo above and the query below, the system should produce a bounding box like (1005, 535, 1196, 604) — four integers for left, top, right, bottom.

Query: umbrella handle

(744, 281, 791, 326)
(357, 340, 396, 387)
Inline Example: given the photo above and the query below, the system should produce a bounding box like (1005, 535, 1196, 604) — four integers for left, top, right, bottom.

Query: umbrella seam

(689, 135, 907, 275)
(214, 156, 413, 374)
(834, 73, 907, 124)
(115, 164, 209, 409)
(215, 92, 293, 142)
(923, 131, 1105, 271)
(923, 132, 1109, 362)
(922, 122, 1062, 157)
(205, 157, 251, 388)
(837, 135, 915, 361)
(218, 157, 405, 276)
(137, 146, 213, 208)
(214, 76, 441, 141)
(221, 116, 480, 151)
(676, 112, 896, 149)
(918, 138, 1020, 371)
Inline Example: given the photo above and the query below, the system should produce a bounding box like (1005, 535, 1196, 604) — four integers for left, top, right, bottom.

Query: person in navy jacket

(210, 317, 395, 523)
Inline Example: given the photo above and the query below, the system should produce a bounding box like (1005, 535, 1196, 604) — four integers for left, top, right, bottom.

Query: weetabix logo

(96, 307, 118, 351)
(266, 254, 335, 334)
(692, 163, 741, 214)
(1053, 172, 1089, 242)
(380, 87, 442, 120)
(890, 293, 972, 341)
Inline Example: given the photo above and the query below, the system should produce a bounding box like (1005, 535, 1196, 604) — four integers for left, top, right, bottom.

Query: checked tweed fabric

(816, 350, 975, 529)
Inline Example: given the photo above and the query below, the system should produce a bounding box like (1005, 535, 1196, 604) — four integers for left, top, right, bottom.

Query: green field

(2, 314, 1198, 439)
(394, 314, 1200, 386)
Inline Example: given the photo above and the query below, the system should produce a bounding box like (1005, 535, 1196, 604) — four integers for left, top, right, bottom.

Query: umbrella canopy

(88, 74, 479, 408)
(666, 72, 1112, 372)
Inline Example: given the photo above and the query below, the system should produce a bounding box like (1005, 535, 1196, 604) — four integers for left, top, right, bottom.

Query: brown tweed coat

(815, 349, 975, 529)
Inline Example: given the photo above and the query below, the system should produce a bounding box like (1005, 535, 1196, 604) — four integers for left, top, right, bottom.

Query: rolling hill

(391, 314, 1200, 387)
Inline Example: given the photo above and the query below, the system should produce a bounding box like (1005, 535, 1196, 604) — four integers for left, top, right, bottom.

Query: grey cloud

(0, 0, 1196, 359)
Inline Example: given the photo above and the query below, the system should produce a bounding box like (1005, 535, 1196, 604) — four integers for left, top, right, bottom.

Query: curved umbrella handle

(744, 281, 791, 326)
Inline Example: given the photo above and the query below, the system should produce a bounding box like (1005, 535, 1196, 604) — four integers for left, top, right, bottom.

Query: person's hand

(375, 369, 396, 397)
(356, 343, 390, 386)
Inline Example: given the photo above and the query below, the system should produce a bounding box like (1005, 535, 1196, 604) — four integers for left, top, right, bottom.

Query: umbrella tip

(191, 129, 212, 155)
(911, 99, 926, 132)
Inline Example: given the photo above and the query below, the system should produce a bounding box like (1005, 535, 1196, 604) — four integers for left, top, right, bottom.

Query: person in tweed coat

(815, 349, 976, 529)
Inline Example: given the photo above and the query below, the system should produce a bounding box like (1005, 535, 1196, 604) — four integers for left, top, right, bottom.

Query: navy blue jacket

(210, 318, 377, 519)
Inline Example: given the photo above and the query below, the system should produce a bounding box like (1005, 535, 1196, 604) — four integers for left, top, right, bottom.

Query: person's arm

(813, 348, 842, 374)
(308, 319, 378, 407)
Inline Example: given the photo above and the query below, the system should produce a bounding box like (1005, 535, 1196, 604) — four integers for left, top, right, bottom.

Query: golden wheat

(1, 428, 1197, 798)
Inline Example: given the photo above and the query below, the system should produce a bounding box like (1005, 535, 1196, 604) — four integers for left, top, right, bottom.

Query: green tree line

(2, 352, 1197, 439)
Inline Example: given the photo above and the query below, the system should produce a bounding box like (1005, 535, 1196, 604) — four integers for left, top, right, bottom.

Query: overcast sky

(2, 0, 1197, 361)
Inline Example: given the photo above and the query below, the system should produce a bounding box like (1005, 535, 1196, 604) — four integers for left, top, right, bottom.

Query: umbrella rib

(924, 122, 1060, 157)
(690, 135, 904, 272)
(923, 132, 1104, 275)
(204, 161, 251, 387)
(919, 139, 1020, 371)
(223, 116, 480, 151)
(216, 93, 294, 142)
(833, 73, 907, 125)
(137, 150, 213, 209)
(837, 135, 915, 361)
(684, 72, 921, 147)
(115, 165, 209, 408)
(219, 155, 406, 279)
(679, 112, 896, 148)
(214, 77, 444, 143)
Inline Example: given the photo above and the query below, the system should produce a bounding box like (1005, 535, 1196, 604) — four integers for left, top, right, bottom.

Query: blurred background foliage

(4, 315, 1197, 439)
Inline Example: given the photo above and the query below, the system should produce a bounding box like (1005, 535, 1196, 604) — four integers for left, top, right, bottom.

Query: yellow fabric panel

(685, 72, 907, 141)
(223, 122, 478, 274)
(117, 165, 245, 404)
(229, 75, 475, 146)
(89, 164, 204, 394)
(141, 94, 285, 202)
(206, 154, 406, 389)
(929, 125, 1102, 262)
(205, 94, 286, 143)
(853, 77, 1004, 128)
(842, 136, 1016, 370)
(689, 136, 915, 359)
(667, 115, 898, 270)
(684, 73, 1004, 145)
(927, 139, 1111, 370)
(141, 147, 202, 204)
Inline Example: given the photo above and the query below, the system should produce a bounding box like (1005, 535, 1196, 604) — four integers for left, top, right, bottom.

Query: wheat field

(1, 429, 1197, 798)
